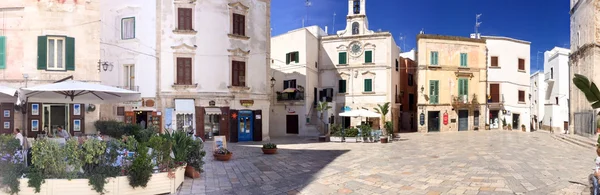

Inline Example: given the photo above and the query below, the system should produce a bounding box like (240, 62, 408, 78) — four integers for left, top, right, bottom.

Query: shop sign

(122, 100, 142, 107)
(256, 115, 262, 119)
(443, 112, 448, 125)
(240, 100, 254, 107)
(419, 113, 425, 126)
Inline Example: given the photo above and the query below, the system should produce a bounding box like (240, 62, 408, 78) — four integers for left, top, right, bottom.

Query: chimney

(325, 26, 328, 35)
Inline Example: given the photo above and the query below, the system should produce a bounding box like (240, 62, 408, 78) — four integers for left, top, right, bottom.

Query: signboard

(121, 101, 142, 107)
(213, 136, 227, 150)
(256, 115, 262, 119)
(240, 100, 254, 107)
(443, 112, 449, 125)
(419, 113, 425, 126)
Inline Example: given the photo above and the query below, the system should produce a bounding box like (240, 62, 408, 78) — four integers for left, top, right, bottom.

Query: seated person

(593, 157, 600, 195)
(56, 126, 70, 139)
(13, 128, 23, 147)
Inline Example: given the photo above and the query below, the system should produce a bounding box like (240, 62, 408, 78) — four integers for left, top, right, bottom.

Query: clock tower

(338, 0, 373, 37)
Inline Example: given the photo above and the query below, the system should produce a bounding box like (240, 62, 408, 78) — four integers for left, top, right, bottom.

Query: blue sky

(271, 0, 570, 74)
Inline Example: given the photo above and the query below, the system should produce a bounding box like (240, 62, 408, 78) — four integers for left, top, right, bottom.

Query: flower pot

(380, 137, 388, 143)
(213, 153, 232, 161)
(262, 148, 277, 154)
(330, 136, 343, 142)
(185, 165, 200, 179)
(345, 137, 357, 143)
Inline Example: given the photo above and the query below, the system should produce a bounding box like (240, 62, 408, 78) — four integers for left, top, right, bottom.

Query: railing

(452, 95, 469, 105)
(116, 86, 139, 91)
(276, 91, 305, 101)
(544, 72, 553, 81)
(487, 94, 505, 103)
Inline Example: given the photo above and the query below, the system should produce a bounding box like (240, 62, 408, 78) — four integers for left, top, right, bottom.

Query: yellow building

(416, 34, 487, 132)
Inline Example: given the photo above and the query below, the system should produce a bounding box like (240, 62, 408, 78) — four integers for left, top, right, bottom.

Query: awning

(204, 107, 222, 115)
(175, 99, 195, 114)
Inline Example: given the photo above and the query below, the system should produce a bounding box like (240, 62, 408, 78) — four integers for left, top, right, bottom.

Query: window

(116, 107, 125, 116)
(395, 59, 398, 71)
(408, 74, 414, 86)
(577, 31, 580, 47)
(339, 80, 347, 93)
(124, 64, 135, 90)
(121, 17, 135, 39)
(518, 58, 525, 71)
(232, 13, 246, 36)
(364, 79, 372, 92)
(550, 68, 553, 79)
(352, 22, 359, 35)
(490, 84, 500, 103)
(460, 53, 467, 67)
(365, 50, 372, 63)
(429, 80, 439, 104)
(353, 0, 360, 14)
(408, 94, 415, 111)
(458, 78, 468, 100)
(518, 90, 525, 102)
(177, 8, 193, 30)
(176, 58, 192, 85)
(286, 51, 299, 64)
(339, 52, 347, 64)
(37, 36, 75, 71)
(491, 56, 498, 67)
(556, 97, 559, 105)
(0, 36, 5, 69)
(232, 61, 246, 87)
(283, 79, 297, 89)
(430, 51, 438, 65)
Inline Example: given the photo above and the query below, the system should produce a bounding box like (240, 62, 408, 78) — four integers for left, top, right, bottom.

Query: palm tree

(374, 102, 390, 136)
(573, 74, 600, 112)
(316, 101, 332, 136)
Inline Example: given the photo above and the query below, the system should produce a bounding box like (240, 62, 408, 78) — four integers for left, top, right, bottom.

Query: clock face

(350, 42, 362, 56)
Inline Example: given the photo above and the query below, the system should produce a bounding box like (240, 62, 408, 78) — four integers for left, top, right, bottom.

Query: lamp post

(97, 60, 114, 72)
(270, 76, 276, 112)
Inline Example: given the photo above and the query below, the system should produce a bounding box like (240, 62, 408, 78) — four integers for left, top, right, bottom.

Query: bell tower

(339, 0, 372, 36)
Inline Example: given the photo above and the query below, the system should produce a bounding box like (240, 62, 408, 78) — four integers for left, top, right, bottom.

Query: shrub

(214, 147, 232, 155)
(0, 135, 24, 195)
(123, 124, 142, 137)
(187, 139, 206, 172)
(134, 127, 157, 143)
(330, 124, 343, 137)
(262, 143, 277, 149)
(170, 131, 193, 163)
(148, 135, 173, 170)
(127, 144, 153, 188)
(95, 120, 124, 138)
(359, 124, 372, 138)
(345, 128, 359, 137)
(385, 121, 393, 135)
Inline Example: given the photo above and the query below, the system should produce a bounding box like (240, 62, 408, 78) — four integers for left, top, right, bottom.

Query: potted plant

(521, 124, 526, 132)
(507, 124, 512, 130)
(185, 139, 205, 179)
(502, 118, 507, 130)
(330, 124, 343, 142)
(485, 123, 490, 130)
(213, 147, 232, 161)
(374, 102, 390, 143)
(262, 143, 277, 154)
(345, 128, 358, 143)
(359, 124, 372, 143)
(316, 101, 332, 142)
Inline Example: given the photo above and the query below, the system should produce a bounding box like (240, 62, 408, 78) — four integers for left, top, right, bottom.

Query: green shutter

(0, 36, 5, 69)
(364, 79, 372, 92)
(339, 52, 347, 64)
(430, 80, 439, 104)
(37, 36, 47, 70)
(66, 37, 75, 71)
(460, 53, 467, 67)
(431, 51, 438, 65)
(294, 51, 299, 63)
(365, 50, 372, 63)
(286, 53, 290, 64)
(458, 78, 469, 100)
(339, 80, 346, 93)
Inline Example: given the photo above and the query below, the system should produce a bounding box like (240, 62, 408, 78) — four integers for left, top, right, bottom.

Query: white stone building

(542, 47, 570, 133)
(484, 36, 531, 131)
(101, 0, 271, 142)
(530, 71, 545, 131)
(269, 0, 400, 136)
(0, 0, 100, 137)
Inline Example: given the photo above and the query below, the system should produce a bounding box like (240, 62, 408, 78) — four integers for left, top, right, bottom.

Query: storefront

(27, 103, 85, 138)
(121, 99, 162, 132)
(195, 100, 264, 143)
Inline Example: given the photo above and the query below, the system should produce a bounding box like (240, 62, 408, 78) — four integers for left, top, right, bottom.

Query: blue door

(238, 111, 254, 141)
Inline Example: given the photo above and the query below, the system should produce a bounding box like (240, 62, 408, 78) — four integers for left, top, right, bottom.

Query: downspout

(155, 0, 162, 133)
(485, 47, 489, 128)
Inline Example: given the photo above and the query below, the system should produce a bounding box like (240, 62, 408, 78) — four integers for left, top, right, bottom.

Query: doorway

(428, 111, 440, 132)
(238, 111, 254, 141)
(286, 115, 299, 134)
(458, 110, 468, 131)
(43, 104, 69, 136)
(564, 121, 568, 132)
(512, 113, 520, 130)
(135, 111, 150, 129)
(490, 110, 499, 129)
(343, 117, 351, 129)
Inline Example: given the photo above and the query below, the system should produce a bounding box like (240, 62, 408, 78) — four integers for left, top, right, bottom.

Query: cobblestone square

(178, 131, 594, 195)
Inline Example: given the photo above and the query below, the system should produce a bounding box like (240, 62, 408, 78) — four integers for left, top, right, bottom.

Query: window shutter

(241, 15, 246, 36)
(339, 80, 346, 93)
(66, 37, 75, 71)
(365, 50, 372, 63)
(283, 80, 289, 89)
(339, 52, 347, 64)
(464, 79, 468, 97)
(460, 53, 467, 67)
(364, 79, 372, 92)
(294, 52, 299, 63)
(286, 53, 290, 64)
(491, 56, 498, 67)
(0, 36, 5, 69)
(185, 58, 192, 84)
(37, 36, 47, 70)
(178, 8, 184, 29)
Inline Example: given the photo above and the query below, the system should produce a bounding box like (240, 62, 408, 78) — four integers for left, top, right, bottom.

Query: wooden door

(564, 121, 568, 131)
(124, 111, 135, 124)
(0, 103, 13, 134)
(220, 107, 230, 141)
(195, 107, 205, 140)
(253, 110, 263, 141)
(458, 110, 468, 131)
(286, 115, 299, 134)
(490, 84, 500, 103)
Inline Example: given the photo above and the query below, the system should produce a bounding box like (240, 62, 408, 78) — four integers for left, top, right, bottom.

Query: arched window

(352, 22, 359, 35)
(353, 0, 360, 14)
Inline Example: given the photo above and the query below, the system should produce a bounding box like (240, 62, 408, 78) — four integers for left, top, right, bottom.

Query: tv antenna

(332, 12, 336, 34)
(303, 0, 312, 27)
(475, 14, 482, 36)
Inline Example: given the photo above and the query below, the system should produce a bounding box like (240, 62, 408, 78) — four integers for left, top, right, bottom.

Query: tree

(573, 74, 600, 113)
(374, 102, 390, 136)
(316, 101, 332, 136)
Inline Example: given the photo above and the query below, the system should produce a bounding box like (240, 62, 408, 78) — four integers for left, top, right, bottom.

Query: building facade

(530, 71, 545, 131)
(542, 47, 570, 133)
(398, 50, 417, 132)
(484, 36, 531, 132)
(416, 35, 487, 133)
(569, 0, 600, 135)
(0, 0, 100, 137)
(101, 0, 272, 142)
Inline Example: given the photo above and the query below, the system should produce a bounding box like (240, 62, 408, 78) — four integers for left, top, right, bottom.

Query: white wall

(485, 36, 531, 131)
(542, 47, 570, 131)
(530, 71, 545, 130)
(100, 0, 157, 98)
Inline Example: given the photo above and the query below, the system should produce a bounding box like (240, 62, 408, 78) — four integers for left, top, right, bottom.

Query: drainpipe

(155, 0, 162, 133)
(485, 47, 489, 128)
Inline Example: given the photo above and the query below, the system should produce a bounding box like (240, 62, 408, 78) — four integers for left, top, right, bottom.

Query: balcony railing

(116, 86, 139, 91)
(452, 95, 469, 105)
(276, 91, 305, 101)
(544, 72, 554, 82)
(487, 94, 505, 104)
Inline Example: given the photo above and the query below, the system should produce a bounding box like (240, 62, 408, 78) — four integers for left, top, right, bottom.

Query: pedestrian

(140, 119, 146, 129)
(592, 157, 600, 195)
(13, 128, 23, 147)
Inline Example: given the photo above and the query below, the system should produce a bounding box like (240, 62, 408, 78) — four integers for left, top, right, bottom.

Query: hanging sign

(419, 113, 425, 126)
(443, 112, 449, 125)
(240, 100, 254, 107)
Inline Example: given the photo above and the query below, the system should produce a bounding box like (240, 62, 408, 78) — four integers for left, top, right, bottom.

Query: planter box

(345, 137, 358, 143)
(330, 136, 343, 142)
(17, 166, 185, 195)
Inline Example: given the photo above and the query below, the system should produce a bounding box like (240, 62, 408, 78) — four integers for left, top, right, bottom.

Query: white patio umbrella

(21, 80, 140, 104)
(339, 109, 380, 118)
(0, 85, 17, 100)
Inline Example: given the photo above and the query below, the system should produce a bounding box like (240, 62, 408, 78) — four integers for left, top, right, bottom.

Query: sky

(271, 0, 570, 74)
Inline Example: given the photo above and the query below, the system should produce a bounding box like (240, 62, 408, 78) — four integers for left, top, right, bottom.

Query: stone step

(552, 134, 597, 149)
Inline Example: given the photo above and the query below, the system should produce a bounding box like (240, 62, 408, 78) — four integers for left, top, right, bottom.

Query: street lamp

(97, 60, 114, 72)
(270, 77, 276, 88)
(420, 85, 424, 94)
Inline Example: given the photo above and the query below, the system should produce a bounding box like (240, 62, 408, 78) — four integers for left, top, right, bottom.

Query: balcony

(544, 72, 554, 83)
(487, 94, 505, 109)
(452, 95, 470, 107)
(276, 91, 305, 101)
(116, 86, 139, 91)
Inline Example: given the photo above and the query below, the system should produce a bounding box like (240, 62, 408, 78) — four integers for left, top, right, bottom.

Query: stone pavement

(177, 131, 595, 195)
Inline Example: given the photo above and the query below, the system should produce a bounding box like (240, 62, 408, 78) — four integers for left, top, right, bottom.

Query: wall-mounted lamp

(270, 77, 276, 88)
(420, 85, 424, 94)
(98, 60, 114, 72)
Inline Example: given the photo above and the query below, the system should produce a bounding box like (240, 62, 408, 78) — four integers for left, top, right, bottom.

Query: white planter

(330, 136, 343, 142)
(345, 137, 357, 143)
(17, 166, 185, 195)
